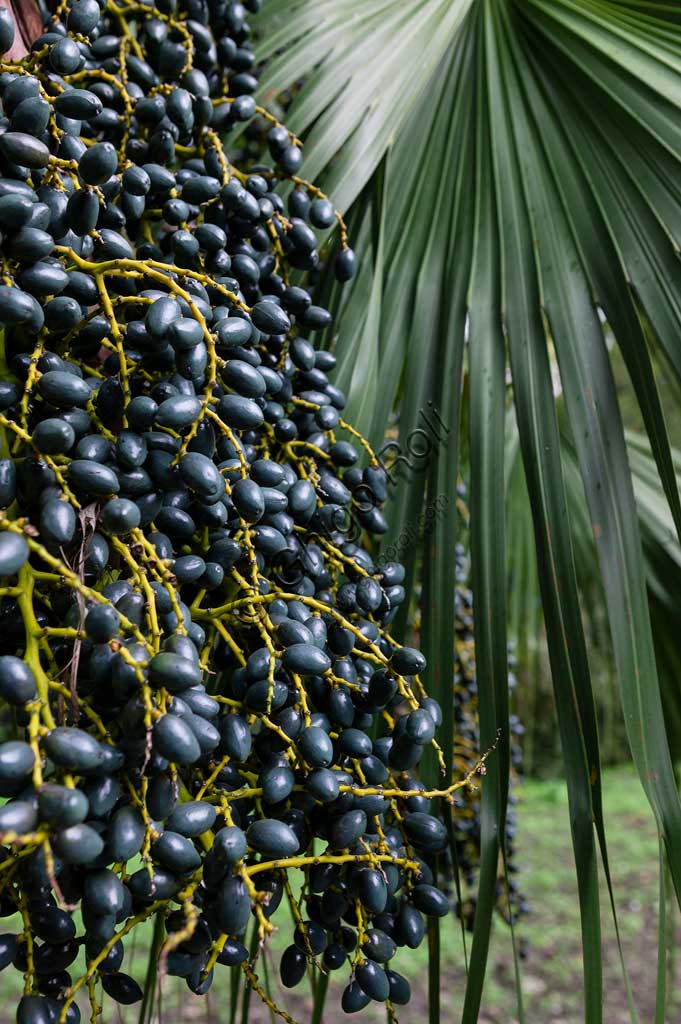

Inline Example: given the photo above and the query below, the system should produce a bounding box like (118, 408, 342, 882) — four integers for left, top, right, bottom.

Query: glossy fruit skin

(54, 824, 104, 864)
(0, 656, 37, 704)
(293, 920, 327, 955)
(0, 741, 34, 782)
(0, 1, 443, 1016)
(149, 653, 202, 692)
(17, 995, 53, 1024)
(339, 727, 372, 758)
(0, 531, 28, 575)
(0, 8, 14, 53)
(43, 728, 102, 774)
(101, 973, 143, 1005)
(32, 905, 76, 944)
(397, 903, 425, 948)
(247, 819, 299, 858)
(40, 498, 77, 547)
(38, 371, 90, 408)
(330, 810, 367, 849)
(153, 831, 201, 873)
(283, 644, 331, 675)
(153, 715, 202, 765)
(0, 133, 50, 169)
(85, 604, 120, 643)
(280, 944, 306, 988)
(107, 806, 144, 861)
(405, 708, 437, 744)
(216, 939, 248, 967)
(342, 980, 371, 1013)
(0, 285, 35, 324)
(297, 725, 333, 767)
(356, 960, 390, 1002)
(260, 763, 294, 803)
(129, 866, 181, 902)
(0, 800, 37, 833)
(411, 884, 450, 917)
(101, 498, 140, 534)
(307, 767, 340, 804)
(387, 969, 411, 1005)
(216, 877, 251, 935)
(32, 419, 76, 455)
(166, 801, 216, 837)
(0, 458, 15, 507)
(83, 870, 125, 916)
(404, 811, 448, 852)
(79, 142, 118, 185)
(390, 647, 427, 676)
(362, 928, 396, 963)
(0, 932, 18, 971)
(251, 300, 291, 335)
(212, 826, 247, 865)
(38, 784, 89, 828)
(67, 461, 119, 497)
(68, 0, 101, 35)
(55, 89, 103, 121)
(356, 869, 388, 915)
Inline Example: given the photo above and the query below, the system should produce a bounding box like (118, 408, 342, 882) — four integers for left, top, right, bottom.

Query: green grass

(1, 766, 677, 1023)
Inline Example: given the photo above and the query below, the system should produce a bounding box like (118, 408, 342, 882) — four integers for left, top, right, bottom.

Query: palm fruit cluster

(0, 1, 477, 1021)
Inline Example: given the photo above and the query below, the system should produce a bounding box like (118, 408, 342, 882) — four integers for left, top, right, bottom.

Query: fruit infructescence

(0, 1, 474, 1020)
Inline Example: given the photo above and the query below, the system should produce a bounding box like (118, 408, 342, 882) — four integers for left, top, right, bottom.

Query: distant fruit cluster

(448, 527, 526, 931)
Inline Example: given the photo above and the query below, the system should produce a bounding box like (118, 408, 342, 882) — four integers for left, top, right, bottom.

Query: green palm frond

(258, 2, 681, 1021)
(507, 417, 681, 762)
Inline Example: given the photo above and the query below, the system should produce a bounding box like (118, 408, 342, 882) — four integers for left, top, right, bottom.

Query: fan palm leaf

(257, 3, 681, 1020)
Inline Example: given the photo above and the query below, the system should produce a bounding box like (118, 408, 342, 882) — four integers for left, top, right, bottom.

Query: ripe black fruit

(297, 725, 333, 767)
(247, 819, 299, 858)
(101, 973, 143, 1005)
(0, 532, 28, 576)
(54, 825, 104, 865)
(356, 960, 390, 1002)
(216, 877, 251, 935)
(38, 784, 88, 828)
(0, 741, 34, 782)
(356, 869, 388, 915)
(0, 0, 448, 1017)
(82, 870, 125, 916)
(107, 806, 145, 861)
(153, 831, 201, 873)
(154, 714, 202, 765)
(404, 812, 448, 852)
(78, 142, 118, 185)
(0, 656, 37, 704)
(0, 800, 37, 833)
(0, 7, 14, 53)
(342, 980, 371, 1013)
(0, 133, 50, 168)
(330, 809, 367, 849)
(280, 944, 306, 988)
(149, 653, 202, 692)
(212, 826, 248, 865)
(166, 801, 216, 838)
(411, 884, 450, 917)
(43, 728, 102, 774)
